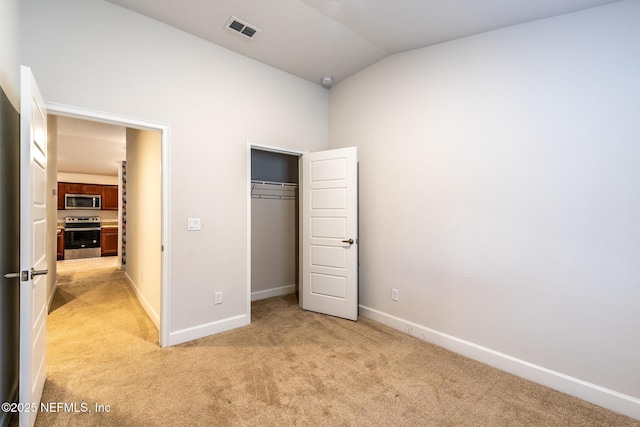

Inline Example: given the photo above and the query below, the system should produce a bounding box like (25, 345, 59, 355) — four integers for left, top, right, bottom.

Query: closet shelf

(250, 180, 297, 187)
(251, 180, 297, 200)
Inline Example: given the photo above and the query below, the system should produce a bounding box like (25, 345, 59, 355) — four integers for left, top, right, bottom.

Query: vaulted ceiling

(104, 0, 621, 86)
(59, 0, 622, 176)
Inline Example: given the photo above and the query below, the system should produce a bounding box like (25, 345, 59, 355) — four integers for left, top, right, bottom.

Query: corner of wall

(359, 305, 640, 421)
(167, 315, 249, 347)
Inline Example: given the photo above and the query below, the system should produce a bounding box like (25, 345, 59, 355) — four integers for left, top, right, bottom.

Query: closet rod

(250, 179, 297, 188)
(251, 194, 295, 200)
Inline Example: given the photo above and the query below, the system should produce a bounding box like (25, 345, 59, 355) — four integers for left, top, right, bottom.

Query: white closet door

(300, 147, 358, 321)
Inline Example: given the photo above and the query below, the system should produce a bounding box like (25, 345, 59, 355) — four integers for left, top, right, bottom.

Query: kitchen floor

(57, 256, 118, 274)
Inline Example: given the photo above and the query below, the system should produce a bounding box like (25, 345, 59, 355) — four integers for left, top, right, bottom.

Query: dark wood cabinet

(101, 227, 118, 257)
(58, 182, 119, 210)
(64, 182, 83, 194)
(82, 184, 102, 195)
(57, 229, 64, 260)
(101, 185, 119, 210)
(57, 182, 65, 209)
(63, 182, 101, 195)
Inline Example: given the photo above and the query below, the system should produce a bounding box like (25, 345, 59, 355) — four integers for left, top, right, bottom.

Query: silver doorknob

(30, 268, 48, 279)
(3, 272, 20, 279)
(342, 238, 354, 245)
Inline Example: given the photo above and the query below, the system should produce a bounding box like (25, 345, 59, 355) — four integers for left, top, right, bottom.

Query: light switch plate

(187, 218, 201, 231)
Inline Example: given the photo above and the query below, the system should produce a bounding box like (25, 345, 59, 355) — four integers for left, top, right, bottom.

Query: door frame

(246, 140, 306, 322)
(46, 102, 171, 347)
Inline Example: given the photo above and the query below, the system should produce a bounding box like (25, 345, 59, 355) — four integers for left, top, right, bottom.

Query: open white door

(19, 65, 48, 427)
(301, 147, 358, 320)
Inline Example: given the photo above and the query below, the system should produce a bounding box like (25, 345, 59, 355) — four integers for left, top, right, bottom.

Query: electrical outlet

(391, 288, 399, 302)
(214, 291, 222, 305)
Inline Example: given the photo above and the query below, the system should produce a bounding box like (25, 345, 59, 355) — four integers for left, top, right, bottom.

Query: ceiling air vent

(225, 16, 261, 39)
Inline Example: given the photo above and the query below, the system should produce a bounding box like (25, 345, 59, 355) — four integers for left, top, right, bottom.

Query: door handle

(30, 268, 48, 279)
(342, 238, 354, 245)
(4, 271, 29, 281)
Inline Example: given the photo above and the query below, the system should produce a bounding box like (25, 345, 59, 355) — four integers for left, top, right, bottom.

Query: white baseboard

(48, 281, 58, 312)
(251, 284, 295, 301)
(167, 314, 249, 346)
(359, 305, 640, 421)
(124, 272, 160, 329)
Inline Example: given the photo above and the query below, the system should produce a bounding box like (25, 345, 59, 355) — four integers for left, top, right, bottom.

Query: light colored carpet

(36, 264, 639, 426)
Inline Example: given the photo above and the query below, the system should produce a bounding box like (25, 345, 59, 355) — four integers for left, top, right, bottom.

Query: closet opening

(250, 147, 300, 303)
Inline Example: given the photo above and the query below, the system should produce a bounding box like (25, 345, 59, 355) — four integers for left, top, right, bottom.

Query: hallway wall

(125, 128, 162, 328)
(46, 116, 58, 309)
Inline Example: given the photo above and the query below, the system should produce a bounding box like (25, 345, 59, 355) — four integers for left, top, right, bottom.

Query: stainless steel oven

(64, 216, 101, 259)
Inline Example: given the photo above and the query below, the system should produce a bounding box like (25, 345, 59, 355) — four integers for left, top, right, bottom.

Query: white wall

(251, 198, 296, 298)
(20, 0, 329, 344)
(125, 128, 162, 328)
(57, 173, 118, 185)
(330, 0, 640, 417)
(0, 0, 19, 108)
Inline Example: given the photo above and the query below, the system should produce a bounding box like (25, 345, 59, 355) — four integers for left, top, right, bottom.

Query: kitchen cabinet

(58, 182, 119, 210)
(81, 184, 102, 195)
(101, 185, 119, 210)
(64, 182, 101, 195)
(57, 229, 64, 260)
(57, 182, 65, 209)
(64, 182, 83, 194)
(101, 227, 118, 257)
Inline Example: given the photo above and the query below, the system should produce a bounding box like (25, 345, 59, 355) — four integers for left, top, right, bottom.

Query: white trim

(359, 305, 640, 421)
(167, 314, 249, 346)
(251, 284, 295, 302)
(46, 102, 167, 132)
(247, 140, 306, 156)
(124, 272, 160, 329)
(246, 140, 306, 326)
(45, 102, 172, 348)
(47, 281, 58, 312)
(246, 142, 252, 325)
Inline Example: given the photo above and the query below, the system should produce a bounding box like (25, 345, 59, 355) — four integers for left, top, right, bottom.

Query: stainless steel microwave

(65, 194, 101, 210)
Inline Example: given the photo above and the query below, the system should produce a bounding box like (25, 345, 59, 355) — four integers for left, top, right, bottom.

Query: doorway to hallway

(46, 103, 170, 347)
